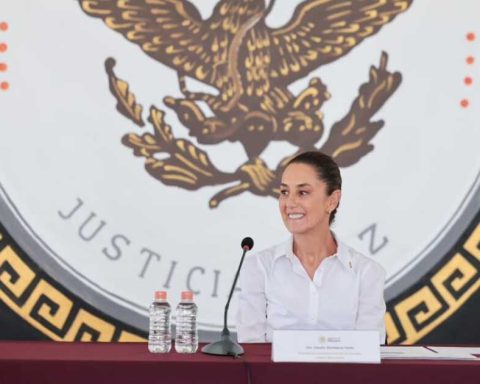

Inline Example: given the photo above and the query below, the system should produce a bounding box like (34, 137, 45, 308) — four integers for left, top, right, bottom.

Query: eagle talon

(164, 96, 239, 144)
(292, 77, 329, 112)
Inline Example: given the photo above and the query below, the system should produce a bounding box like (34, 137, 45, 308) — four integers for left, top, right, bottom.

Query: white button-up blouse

(236, 237, 386, 343)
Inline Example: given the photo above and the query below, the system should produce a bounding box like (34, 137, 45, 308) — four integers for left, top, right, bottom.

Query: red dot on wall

(0, 22, 8, 32)
(460, 99, 469, 108)
(466, 32, 476, 41)
(0, 81, 9, 91)
(464, 77, 473, 86)
(0, 43, 7, 52)
(0, 63, 6, 72)
(466, 56, 475, 65)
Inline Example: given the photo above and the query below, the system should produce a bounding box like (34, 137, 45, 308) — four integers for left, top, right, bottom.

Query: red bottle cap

(181, 291, 193, 301)
(154, 291, 167, 300)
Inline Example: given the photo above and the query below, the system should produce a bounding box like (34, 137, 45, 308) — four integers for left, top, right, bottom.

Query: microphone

(241, 237, 254, 251)
(201, 237, 254, 357)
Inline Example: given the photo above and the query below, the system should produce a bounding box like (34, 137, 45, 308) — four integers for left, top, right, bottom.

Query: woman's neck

(293, 229, 337, 267)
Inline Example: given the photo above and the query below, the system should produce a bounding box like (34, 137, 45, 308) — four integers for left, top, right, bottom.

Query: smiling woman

(236, 151, 386, 343)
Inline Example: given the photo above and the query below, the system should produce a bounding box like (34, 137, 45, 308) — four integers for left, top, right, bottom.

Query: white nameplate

(272, 330, 380, 363)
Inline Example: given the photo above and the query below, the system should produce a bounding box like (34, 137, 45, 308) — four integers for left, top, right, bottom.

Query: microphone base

(201, 334, 244, 357)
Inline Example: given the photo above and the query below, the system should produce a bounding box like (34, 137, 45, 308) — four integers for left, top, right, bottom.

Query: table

(0, 342, 479, 384)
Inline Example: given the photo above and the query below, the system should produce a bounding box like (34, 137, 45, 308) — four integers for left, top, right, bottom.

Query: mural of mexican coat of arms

(80, 0, 412, 207)
(2, 0, 480, 345)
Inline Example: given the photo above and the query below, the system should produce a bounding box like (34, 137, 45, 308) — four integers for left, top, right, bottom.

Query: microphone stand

(201, 245, 250, 357)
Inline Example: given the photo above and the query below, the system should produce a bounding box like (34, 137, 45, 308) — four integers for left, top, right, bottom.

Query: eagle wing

(267, 0, 413, 83)
(79, 0, 224, 88)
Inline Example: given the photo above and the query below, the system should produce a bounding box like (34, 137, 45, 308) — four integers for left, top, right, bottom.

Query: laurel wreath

(105, 53, 401, 208)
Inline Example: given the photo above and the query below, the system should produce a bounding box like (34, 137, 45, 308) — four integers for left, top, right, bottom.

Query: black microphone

(201, 237, 254, 357)
(241, 237, 254, 251)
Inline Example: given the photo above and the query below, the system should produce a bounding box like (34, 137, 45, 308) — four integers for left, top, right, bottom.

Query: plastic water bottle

(175, 291, 198, 353)
(148, 291, 172, 353)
